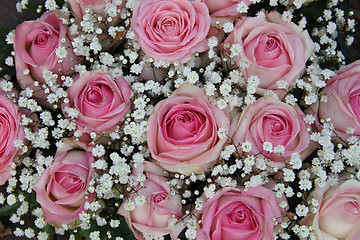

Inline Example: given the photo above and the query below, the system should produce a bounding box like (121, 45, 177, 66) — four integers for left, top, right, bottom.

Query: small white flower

(5, 56, 14, 66)
(295, 204, 309, 217)
(327, 22, 337, 34)
(24, 228, 35, 238)
(217, 128, 227, 139)
(299, 179, 312, 191)
(276, 80, 288, 89)
(45, 0, 58, 11)
(92, 145, 106, 157)
(263, 141, 273, 152)
(123, 199, 136, 211)
(274, 145, 285, 154)
(237, 2, 248, 13)
(55, 47, 68, 58)
(208, 36, 218, 48)
(241, 141, 252, 152)
(222, 22, 234, 33)
(135, 195, 146, 206)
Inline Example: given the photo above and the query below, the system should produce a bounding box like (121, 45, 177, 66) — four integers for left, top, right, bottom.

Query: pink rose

(313, 60, 360, 141)
(33, 138, 95, 224)
(68, 0, 125, 25)
(147, 84, 230, 175)
(303, 179, 360, 240)
(118, 161, 184, 239)
(132, 0, 210, 63)
(231, 97, 315, 169)
(0, 95, 25, 185)
(201, 0, 252, 17)
(63, 70, 131, 133)
(224, 11, 314, 97)
(14, 11, 80, 106)
(196, 186, 283, 240)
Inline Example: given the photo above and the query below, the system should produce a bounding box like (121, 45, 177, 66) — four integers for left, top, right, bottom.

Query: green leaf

(0, 201, 21, 216)
(119, 216, 136, 240)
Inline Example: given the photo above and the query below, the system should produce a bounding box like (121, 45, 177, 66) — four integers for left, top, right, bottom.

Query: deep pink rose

(14, 11, 80, 106)
(312, 60, 360, 140)
(231, 97, 315, 169)
(0, 95, 25, 185)
(303, 179, 360, 240)
(132, 0, 210, 63)
(64, 70, 131, 133)
(33, 138, 95, 224)
(224, 11, 314, 97)
(147, 84, 230, 175)
(118, 161, 184, 239)
(68, 0, 125, 25)
(196, 186, 283, 240)
(201, 0, 252, 17)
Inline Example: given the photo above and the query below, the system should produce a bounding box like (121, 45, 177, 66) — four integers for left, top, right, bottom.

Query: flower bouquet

(0, 0, 359, 239)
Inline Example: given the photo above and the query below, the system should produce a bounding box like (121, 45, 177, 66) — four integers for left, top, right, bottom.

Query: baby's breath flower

(92, 145, 105, 157)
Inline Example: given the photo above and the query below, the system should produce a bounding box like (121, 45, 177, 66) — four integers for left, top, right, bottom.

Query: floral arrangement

(0, 0, 359, 239)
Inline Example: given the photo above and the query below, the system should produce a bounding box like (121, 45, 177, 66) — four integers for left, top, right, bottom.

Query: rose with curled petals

(303, 178, 360, 240)
(131, 0, 210, 63)
(224, 11, 314, 97)
(231, 97, 315, 170)
(63, 70, 131, 133)
(14, 11, 80, 107)
(310, 60, 360, 141)
(33, 138, 95, 225)
(0, 94, 25, 185)
(118, 161, 184, 239)
(147, 84, 229, 175)
(196, 186, 284, 240)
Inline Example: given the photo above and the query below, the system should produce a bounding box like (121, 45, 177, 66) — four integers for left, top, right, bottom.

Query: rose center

(345, 201, 360, 216)
(84, 84, 113, 105)
(35, 31, 51, 46)
(153, 192, 168, 204)
(265, 37, 278, 52)
(227, 210, 249, 223)
(265, 115, 288, 136)
(86, 87, 103, 104)
(161, 19, 175, 32)
(271, 120, 284, 133)
(165, 107, 207, 142)
(225, 203, 258, 230)
(55, 172, 85, 194)
(155, 15, 180, 37)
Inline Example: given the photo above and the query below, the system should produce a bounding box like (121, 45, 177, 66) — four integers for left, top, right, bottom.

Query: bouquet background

(0, 1, 360, 239)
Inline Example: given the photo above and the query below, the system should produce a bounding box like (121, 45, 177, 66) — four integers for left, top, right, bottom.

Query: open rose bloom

(311, 60, 360, 141)
(196, 186, 284, 240)
(63, 70, 131, 133)
(14, 11, 80, 106)
(231, 97, 315, 169)
(225, 11, 314, 97)
(0, 95, 25, 185)
(303, 179, 360, 240)
(132, 0, 210, 63)
(33, 138, 95, 224)
(118, 161, 184, 239)
(147, 84, 230, 175)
